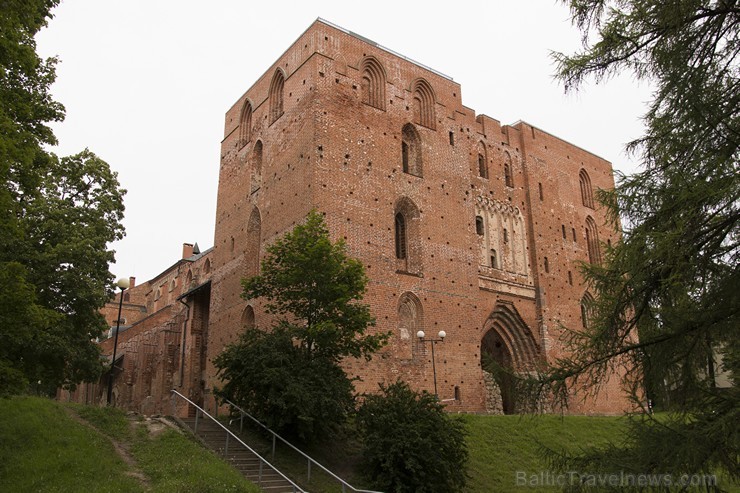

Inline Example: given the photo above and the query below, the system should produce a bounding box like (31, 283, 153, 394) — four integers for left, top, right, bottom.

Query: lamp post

(417, 330, 446, 397)
(107, 277, 130, 406)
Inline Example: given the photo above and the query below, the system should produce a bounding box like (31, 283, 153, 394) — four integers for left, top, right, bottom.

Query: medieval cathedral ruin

(62, 19, 630, 416)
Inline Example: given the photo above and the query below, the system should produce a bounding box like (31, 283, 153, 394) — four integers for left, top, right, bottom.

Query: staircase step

(177, 415, 301, 492)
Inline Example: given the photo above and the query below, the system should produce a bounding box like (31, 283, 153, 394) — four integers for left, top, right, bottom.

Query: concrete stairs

(179, 416, 301, 493)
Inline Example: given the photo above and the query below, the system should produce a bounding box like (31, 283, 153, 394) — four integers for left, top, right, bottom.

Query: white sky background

(35, 0, 651, 284)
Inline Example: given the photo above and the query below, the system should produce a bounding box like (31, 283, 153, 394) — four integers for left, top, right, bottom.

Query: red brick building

(62, 19, 630, 415)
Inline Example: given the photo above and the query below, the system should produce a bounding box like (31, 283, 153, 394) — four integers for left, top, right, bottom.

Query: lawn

(0, 396, 260, 493)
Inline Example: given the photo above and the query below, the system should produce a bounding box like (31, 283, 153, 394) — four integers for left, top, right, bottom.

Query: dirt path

(64, 407, 151, 489)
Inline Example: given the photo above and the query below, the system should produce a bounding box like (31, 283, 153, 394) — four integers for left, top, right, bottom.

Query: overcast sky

(35, 0, 651, 284)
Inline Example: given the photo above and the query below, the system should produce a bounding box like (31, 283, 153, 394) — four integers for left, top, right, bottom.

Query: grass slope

(463, 414, 626, 492)
(0, 396, 260, 493)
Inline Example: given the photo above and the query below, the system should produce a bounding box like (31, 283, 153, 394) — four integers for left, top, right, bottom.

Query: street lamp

(417, 330, 446, 397)
(107, 277, 130, 406)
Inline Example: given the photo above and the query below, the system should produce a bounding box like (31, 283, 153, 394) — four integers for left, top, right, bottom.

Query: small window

(454, 386, 461, 401)
(572, 228, 577, 242)
(562, 225, 566, 239)
(504, 153, 514, 187)
(538, 182, 543, 201)
(503, 229, 508, 243)
(568, 270, 573, 285)
(395, 213, 407, 259)
(475, 216, 484, 235)
(401, 142, 409, 173)
(544, 257, 549, 273)
(490, 249, 497, 269)
(449, 131, 454, 145)
(478, 154, 488, 178)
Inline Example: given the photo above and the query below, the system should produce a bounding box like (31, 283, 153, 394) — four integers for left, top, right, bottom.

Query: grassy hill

(1, 397, 735, 492)
(0, 396, 260, 493)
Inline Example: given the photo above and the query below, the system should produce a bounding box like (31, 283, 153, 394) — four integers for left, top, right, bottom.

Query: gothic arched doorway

(480, 302, 541, 414)
(481, 329, 516, 414)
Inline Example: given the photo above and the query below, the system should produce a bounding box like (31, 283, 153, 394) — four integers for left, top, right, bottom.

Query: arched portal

(480, 302, 540, 414)
(481, 329, 516, 414)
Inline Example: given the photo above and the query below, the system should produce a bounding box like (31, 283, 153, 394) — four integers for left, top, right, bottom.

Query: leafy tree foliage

(215, 211, 387, 440)
(537, 0, 739, 487)
(214, 325, 355, 440)
(357, 381, 469, 493)
(0, 1, 126, 396)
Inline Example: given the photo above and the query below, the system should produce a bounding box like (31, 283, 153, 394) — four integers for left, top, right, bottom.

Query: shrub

(357, 380, 468, 493)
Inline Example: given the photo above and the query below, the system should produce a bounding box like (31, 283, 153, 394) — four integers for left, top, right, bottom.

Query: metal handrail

(225, 398, 384, 493)
(170, 390, 306, 493)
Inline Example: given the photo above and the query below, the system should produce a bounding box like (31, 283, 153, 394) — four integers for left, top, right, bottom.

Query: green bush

(357, 381, 468, 493)
(215, 325, 355, 441)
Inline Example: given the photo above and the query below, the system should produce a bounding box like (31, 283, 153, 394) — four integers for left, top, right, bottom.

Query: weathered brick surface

(64, 20, 631, 416)
(206, 20, 631, 415)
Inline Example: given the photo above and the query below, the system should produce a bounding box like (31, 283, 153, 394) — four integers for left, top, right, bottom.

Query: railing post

(272, 434, 276, 459)
(240, 413, 243, 433)
(225, 431, 229, 456)
(258, 460, 263, 485)
(194, 408, 199, 434)
(307, 459, 311, 482)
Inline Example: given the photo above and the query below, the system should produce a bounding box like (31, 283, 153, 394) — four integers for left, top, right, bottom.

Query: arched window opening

(395, 213, 407, 259)
(245, 207, 262, 278)
(394, 197, 422, 274)
(504, 152, 514, 187)
(398, 292, 423, 360)
(411, 78, 436, 129)
(585, 216, 601, 265)
(581, 292, 595, 329)
(241, 305, 255, 330)
(477, 141, 488, 178)
(475, 216, 484, 236)
(360, 57, 386, 110)
(268, 69, 285, 124)
(579, 169, 594, 208)
(490, 249, 497, 269)
(401, 123, 422, 177)
(238, 100, 252, 147)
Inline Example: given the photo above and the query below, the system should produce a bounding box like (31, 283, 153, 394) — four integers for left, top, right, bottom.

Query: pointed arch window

(245, 207, 262, 277)
(410, 78, 436, 129)
(398, 293, 423, 360)
(585, 216, 601, 265)
(581, 292, 595, 329)
(579, 169, 594, 208)
(241, 305, 256, 330)
(475, 216, 484, 235)
(401, 123, 422, 177)
(268, 69, 285, 124)
(395, 213, 407, 259)
(394, 197, 422, 274)
(477, 141, 488, 178)
(504, 152, 514, 188)
(238, 100, 252, 148)
(360, 57, 386, 110)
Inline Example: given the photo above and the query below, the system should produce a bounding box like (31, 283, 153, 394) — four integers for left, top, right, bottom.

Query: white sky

(35, 0, 651, 284)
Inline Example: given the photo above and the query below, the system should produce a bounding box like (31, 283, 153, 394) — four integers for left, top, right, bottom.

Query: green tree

(356, 380, 469, 493)
(215, 210, 387, 440)
(0, 1, 126, 396)
(536, 0, 739, 487)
